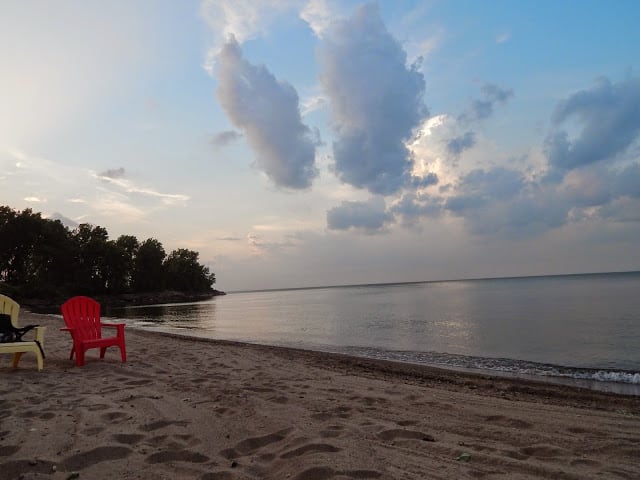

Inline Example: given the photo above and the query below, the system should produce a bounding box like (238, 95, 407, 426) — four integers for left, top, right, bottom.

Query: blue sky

(2, 0, 640, 291)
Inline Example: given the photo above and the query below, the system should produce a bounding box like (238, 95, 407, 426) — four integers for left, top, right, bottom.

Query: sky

(2, 0, 640, 292)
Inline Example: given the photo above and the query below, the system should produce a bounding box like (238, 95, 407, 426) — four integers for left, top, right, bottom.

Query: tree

(0, 204, 220, 300)
(115, 235, 139, 292)
(132, 238, 166, 292)
(164, 249, 216, 292)
(71, 224, 110, 294)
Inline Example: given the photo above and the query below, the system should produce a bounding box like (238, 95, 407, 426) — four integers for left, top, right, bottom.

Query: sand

(1, 312, 639, 480)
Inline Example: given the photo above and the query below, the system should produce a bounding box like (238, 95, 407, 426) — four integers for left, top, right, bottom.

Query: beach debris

(422, 434, 435, 442)
(231, 460, 238, 468)
(66, 472, 80, 480)
(457, 452, 472, 462)
(52, 465, 57, 472)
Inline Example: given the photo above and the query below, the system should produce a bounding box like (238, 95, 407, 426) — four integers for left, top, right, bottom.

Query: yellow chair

(0, 294, 46, 371)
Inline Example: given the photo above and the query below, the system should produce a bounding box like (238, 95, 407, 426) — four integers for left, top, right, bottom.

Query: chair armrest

(102, 323, 126, 336)
(101, 322, 125, 328)
(34, 326, 46, 345)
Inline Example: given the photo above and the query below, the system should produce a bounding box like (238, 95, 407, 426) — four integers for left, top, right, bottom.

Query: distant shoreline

(229, 269, 640, 294)
(20, 289, 226, 314)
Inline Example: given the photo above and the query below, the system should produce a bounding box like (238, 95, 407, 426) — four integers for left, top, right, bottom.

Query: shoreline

(139, 326, 640, 398)
(3, 312, 639, 479)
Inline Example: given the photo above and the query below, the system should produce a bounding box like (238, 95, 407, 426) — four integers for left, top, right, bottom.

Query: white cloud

(200, 0, 299, 74)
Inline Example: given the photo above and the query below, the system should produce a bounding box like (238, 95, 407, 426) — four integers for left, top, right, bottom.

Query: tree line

(0, 205, 216, 300)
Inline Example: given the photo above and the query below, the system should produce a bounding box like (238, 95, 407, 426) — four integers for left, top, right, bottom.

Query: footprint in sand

(293, 466, 382, 480)
(377, 429, 435, 442)
(62, 446, 132, 470)
(113, 433, 145, 445)
(220, 428, 292, 459)
(140, 419, 189, 432)
(484, 415, 532, 429)
(0, 445, 21, 456)
(519, 444, 566, 458)
(280, 443, 341, 459)
(320, 425, 344, 438)
(146, 449, 209, 464)
(200, 472, 235, 480)
(101, 411, 129, 423)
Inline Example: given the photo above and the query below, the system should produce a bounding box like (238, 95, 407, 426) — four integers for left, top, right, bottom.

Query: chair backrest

(0, 294, 20, 328)
(61, 296, 102, 340)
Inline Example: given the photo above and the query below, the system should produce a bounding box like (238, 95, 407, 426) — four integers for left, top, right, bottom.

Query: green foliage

(165, 248, 216, 292)
(0, 205, 217, 299)
(132, 238, 166, 293)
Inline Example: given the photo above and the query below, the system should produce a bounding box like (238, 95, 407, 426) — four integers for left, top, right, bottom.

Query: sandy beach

(1, 312, 639, 480)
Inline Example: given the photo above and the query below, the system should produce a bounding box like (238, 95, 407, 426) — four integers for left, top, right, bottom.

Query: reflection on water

(108, 272, 640, 392)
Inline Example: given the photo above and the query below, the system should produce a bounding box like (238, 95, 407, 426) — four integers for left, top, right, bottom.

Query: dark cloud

(460, 83, 514, 123)
(326, 197, 393, 234)
(613, 163, 640, 198)
(216, 37, 319, 189)
(391, 192, 442, 227)
(99, 167, 125, 179)
(319, 3, 427, 195)
(211, 130, 241, 147)
(446, 131, 476, 156)
(444, 167, 526, 215)
(410, 173, 439, 188)
(441, 167, 570, 235)
(545, 76, 640, 172)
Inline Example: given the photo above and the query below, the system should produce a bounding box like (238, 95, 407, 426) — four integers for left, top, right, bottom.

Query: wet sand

(1, 312, 639, 479)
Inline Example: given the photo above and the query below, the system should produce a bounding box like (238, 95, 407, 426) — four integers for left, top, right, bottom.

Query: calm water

(108, 272, 640, 394)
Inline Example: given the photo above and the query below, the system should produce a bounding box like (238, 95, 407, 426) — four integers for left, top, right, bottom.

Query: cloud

(461, 83, 514, 123)
(300, 0, 338, 37)
(211, 130, 242, 147)
(545, 76, 640, 172)
(24, 196, 46, 203)
(319, 3, 428, 195)
(215, 37, 319, 190)
(446, 131, 476, 156)
(496, 32, 511, 44)
(613, 163, 640, 199)
(200, 0, 298, 73)
(48, 212, 78, 229)
(391, 192, 442, 227)
(92, 171, 189, 205)
(326, 197, 393, 234)
(247, 233, 296, 255)
(99, 167, 126, 179)
(440, 166, 570, 236)
(410, 172, 439, 188)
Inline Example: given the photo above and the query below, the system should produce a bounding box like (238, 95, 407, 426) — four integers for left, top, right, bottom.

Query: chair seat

(80, 337, 121, 349)
(0, 340, 40, 352)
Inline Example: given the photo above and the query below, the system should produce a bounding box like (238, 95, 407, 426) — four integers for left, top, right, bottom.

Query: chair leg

(69, 346, 75, 360)
(100, 347, 107, 359)
(12, 352, 23, 368)
(120, 345, 127, 363)
(36, 351, 43, 371)
(76, 348, 85, 367)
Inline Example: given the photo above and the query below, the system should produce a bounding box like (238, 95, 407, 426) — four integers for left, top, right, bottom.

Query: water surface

(109, 272, 640, 394)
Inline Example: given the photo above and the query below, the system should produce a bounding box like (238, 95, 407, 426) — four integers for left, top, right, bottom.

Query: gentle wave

(326, 346, 640, 386)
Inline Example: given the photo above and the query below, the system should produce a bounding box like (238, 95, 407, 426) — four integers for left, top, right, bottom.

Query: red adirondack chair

(60, 296, 126, 367)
